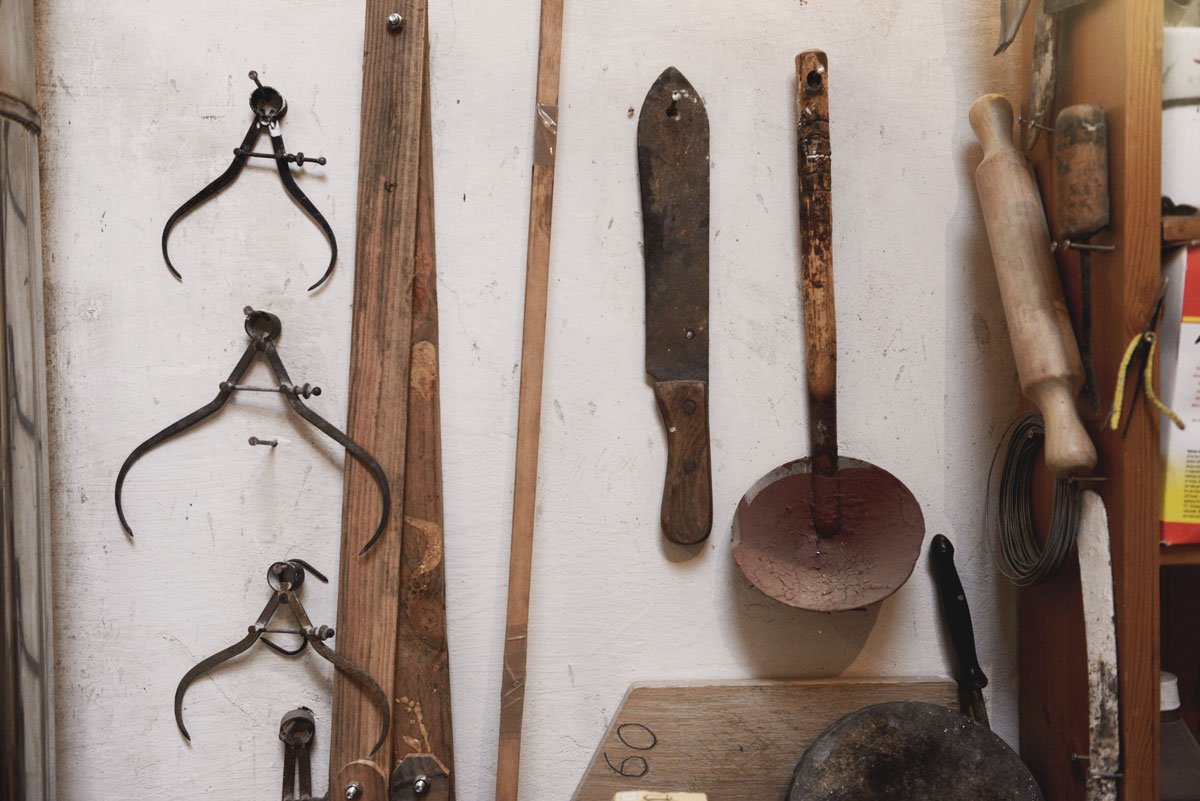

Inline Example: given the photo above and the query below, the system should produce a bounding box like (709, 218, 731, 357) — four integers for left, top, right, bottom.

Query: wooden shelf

(1161, 543, 1200, 567)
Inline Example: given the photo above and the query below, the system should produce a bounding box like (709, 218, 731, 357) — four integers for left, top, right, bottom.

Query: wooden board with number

(570, 678, 958, 801)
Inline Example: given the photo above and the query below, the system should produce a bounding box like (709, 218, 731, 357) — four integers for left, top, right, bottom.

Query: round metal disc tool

(733, 457, 924, 611)
(789, 702, 1043, 801)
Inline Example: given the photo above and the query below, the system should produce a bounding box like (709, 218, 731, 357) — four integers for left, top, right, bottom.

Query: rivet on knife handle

(637, 67, 712, 545)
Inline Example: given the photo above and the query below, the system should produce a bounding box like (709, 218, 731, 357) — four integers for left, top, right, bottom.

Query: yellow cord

(1108, 334, 1142, 430)
(1144, 335, 1186, 431)
(1109, 332, 1186, 431)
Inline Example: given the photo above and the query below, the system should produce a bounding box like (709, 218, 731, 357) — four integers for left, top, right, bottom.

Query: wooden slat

(392, 38, 455, 795)
(495, 1, 565, 800)
(1163, 213, 1200, 246)
(331, 0, 429, 787)
(1018, 1, 1163, 799)
(1161, 543, 1200, 567)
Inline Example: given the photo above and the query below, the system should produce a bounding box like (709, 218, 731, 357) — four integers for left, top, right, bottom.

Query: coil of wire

(988, 412, 1082, 586)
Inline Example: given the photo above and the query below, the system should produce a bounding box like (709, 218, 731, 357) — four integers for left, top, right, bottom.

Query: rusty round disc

(788, 702, 1043, 801)
(732, 456, 924, 611)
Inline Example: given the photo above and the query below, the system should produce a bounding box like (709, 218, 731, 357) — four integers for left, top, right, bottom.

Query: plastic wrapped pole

(0, 1, 56, 799)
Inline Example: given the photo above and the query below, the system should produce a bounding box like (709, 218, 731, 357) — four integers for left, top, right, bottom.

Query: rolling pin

(970, 94, 1097, 476)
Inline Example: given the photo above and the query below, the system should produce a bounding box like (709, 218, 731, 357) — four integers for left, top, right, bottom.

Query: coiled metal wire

(987, 413, 1082, 586)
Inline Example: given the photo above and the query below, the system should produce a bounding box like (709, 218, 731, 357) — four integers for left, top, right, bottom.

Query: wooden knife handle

(970, 94, 1096, 476)
(653, 380, 712, 544)
(796, 50, 838, 478)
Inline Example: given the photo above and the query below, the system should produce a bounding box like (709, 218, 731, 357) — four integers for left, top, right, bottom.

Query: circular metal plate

(732, 456, 924, 611)
(788, 702, 1043, 801)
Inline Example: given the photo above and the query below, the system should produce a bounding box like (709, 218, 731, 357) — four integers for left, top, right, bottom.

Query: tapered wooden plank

(331, 0, 428, 787)
(392, 39, 455, 799)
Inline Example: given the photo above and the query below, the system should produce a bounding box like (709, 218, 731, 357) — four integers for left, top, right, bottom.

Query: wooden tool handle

(969, 94, 1096, 476)
(1054, 104, 1110, 242)
(653, 380, 713, 544)
(796, 50, 837, 478)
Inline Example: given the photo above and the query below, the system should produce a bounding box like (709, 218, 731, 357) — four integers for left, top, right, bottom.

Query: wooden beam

(1018, 1, 1162, 799)
(331, 0, 429, 793)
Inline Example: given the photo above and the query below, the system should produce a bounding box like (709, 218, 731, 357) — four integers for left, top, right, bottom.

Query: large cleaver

(637, 67, 712, 545)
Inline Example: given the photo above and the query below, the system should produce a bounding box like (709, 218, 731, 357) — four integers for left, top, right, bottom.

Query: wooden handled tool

(970, 94, 1096, 477)
(1055, 104, 1110, 416)
(638, 67, 713, 545)
(731, 52, 925, 613)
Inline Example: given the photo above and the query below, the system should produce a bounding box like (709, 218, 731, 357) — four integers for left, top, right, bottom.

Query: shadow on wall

(721, 550, 880, 677)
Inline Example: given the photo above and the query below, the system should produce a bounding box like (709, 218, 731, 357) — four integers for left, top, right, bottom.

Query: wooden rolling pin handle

(970, 94, 1016, 160)
(1027, 380, 1098, 477)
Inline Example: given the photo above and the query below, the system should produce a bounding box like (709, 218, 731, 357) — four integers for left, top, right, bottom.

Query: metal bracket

(389, 755, 450, 801)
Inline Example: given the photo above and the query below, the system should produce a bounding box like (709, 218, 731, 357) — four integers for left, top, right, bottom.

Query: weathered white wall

(37, 1, 1024, 799)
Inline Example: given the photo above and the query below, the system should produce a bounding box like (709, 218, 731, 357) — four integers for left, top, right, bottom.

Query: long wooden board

(571, 678, 957, 801)
(331, 0, 429, 792)
(392, 36, 455, 797)
(496, 0, 566, 799)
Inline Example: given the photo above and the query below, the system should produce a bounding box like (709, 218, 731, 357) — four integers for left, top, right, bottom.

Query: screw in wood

(387, 12, 404, 31)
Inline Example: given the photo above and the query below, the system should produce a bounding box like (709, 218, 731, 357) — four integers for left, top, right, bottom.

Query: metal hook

(161, 71, 337, 291)
(115, 307, 391, 554)
(174, 559, 389, 755)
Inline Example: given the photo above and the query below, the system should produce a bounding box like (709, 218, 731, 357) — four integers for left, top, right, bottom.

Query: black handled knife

(931, 534, 989, 727)
(637, 67, 712, 545)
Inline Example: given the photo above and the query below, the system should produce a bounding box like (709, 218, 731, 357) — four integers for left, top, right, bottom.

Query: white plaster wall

(36, 1, 1024, 799)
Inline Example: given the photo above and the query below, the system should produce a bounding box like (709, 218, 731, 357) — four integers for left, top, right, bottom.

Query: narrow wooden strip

(392, 37, 455, 797)
(496, 1, 566, 800)
(1161, 543, 1200, 567)
(331, 0, 428, 785)
(1162, 213, 1200, 247)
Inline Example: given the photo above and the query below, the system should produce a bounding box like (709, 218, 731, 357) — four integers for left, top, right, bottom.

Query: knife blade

(995, 0, 1032, 55)
(637, 66, 712, 546)
(930, 535, 990, 727)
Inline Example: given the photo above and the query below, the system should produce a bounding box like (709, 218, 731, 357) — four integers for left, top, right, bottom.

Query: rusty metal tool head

(161, 70, 337, 291)
(174, 559, 390, 756)
(279, 706, 317, 801)
(114, 306, 391, 554)
(637, 66, 712, 545)
(731, 51, 924, 612)
(787, 702, 1043, 800)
